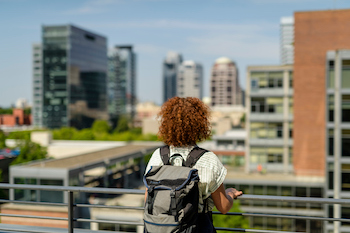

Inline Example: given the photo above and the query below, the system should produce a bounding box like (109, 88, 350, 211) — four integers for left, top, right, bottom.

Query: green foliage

(212, 200, 249, 231)
(24, 108, 31, 115)
(52, 126, 158, 141)
(7, 130, 31, 140)
(114, 116, 130, 133)
(72, 128, 95, 140)
(0, 108, 13, 115)
(11, 140, 47, 165)
(0, 130, 6, 149)
(240, 113, 246, 124)
(92, 120, 110, 134)
(52, 127, 77, 140)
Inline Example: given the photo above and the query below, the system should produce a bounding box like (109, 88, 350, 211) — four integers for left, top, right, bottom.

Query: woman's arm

(211, 183, 242, 214)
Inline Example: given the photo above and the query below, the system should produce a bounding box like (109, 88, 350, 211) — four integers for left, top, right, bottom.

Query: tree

(11, 140, 47, 165)
(212, 200, 249, 232)
(0, 130, 6, 149)
(92, 120, 110, 134)
(52, 127, 77, 140)
(114, 116, 129, 133)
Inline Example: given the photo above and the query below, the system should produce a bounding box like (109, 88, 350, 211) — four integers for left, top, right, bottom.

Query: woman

(145, 97, 242, 232)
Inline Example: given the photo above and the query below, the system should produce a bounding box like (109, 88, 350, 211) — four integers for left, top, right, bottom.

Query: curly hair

(158, 97, 211, 147)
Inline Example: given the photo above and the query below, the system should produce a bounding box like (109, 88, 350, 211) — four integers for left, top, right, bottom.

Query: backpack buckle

(170, 190, 177, 216)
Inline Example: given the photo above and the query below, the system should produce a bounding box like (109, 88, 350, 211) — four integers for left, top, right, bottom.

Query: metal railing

(0, 183, 349, 233)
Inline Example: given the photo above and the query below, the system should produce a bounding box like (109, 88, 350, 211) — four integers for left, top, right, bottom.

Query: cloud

(63, 0, 121, 15)
(88, 19, 277, 32)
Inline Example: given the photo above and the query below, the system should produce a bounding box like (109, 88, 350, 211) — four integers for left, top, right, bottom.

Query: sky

(1, 0, 350, 107)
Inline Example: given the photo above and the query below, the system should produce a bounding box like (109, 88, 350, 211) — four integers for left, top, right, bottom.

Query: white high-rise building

(177, 61, 203, 99)
(280, 17, 294, 65)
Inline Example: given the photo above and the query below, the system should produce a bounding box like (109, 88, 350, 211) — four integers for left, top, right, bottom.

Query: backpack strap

(160, 145, 170, 165)
(185, 147, 208, 168)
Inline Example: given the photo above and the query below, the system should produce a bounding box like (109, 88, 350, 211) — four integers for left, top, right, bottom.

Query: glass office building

(41, 25, 108, 129)
(108, 46, 136, 123)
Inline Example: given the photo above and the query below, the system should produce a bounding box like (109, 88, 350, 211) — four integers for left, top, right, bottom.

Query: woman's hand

(225, 188, 243, 200)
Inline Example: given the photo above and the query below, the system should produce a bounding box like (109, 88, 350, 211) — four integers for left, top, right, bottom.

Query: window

(227, 87, 231, 92)
(328, 163, 334, 190)
(212, 87, 216, 92)
(342, 130, 350, 157)
(328, 95, 334, 122)
(342, 164, 350, 191)
(342, 60, 350, 88)
(328, 62, 335, 88)
(328, 129, 334, 156)
(342, 95, 350, 122)
(251, 79, 258, 90)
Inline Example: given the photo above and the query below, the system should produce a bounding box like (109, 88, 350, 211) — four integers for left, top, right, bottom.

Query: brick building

(293, 9, 350, 177)
(0, 109, 31, 127)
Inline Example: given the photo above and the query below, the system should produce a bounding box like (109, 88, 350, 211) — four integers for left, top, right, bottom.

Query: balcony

(0, 184, 349, 233)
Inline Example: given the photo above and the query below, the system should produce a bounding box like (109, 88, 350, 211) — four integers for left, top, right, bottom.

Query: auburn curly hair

(158, 97, 211, 147)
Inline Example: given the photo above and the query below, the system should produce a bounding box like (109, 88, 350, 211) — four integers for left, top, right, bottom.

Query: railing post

(68, 191, 74, 233)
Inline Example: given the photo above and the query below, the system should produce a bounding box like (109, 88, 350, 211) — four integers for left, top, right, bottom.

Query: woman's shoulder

(196, 149, 222, 167)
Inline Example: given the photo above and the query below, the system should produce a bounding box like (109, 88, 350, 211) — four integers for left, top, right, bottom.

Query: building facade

(210, 57, 242, 106)
(40, 25, 108, 129)
(177, 60, 203, 99)
(162, 51, 183, 103)
(293, 9, 350, 177)
(280, 17, 294, 65)
(32, 44, 43, 128)
(325, 50, 350, 233)
(108, 46, 137, 125)
(246, 65, 293, 173)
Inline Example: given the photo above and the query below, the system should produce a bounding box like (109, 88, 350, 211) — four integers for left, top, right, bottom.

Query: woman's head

(158, 97, 211, 147)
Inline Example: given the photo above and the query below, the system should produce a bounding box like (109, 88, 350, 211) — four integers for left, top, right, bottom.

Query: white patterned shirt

(145, 145, 227, 212)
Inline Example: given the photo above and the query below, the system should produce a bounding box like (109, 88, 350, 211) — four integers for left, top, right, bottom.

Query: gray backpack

(143, 146, 208, 233)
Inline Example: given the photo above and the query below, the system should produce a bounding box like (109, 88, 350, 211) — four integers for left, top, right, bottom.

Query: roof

(215, 57, 234, 64)
(25, 143, 161, 171)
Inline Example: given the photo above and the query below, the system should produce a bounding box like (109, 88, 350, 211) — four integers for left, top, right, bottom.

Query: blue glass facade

(42, 25, 108, 129)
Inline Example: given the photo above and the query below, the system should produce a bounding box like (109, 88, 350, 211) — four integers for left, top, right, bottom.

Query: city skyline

(2, 0, 350, 107)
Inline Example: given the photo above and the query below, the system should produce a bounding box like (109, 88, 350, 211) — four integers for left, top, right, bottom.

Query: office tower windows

(41, 25, 108, 129)
(32, 44, 43, 128)
(108, 46, 137, 124)
(163, 51, 182, 103)
(210, 57, 242, 106)
(177, 60, 203, 99)
(246, 65, 293, 173)
(280, 17, 294, 65)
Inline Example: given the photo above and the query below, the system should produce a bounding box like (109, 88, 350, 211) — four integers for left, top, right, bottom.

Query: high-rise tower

(38, 25, 108, 129)
(280, 17, 294, 65)
(177, 61, 203, 99)
(162, 51, 182, 103)
(210, 57, 242, 106)
(108, 45, 137, 125)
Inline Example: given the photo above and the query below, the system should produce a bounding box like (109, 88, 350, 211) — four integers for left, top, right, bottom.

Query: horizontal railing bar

(239, 194, 350, 205)
(0, 198, 66, 206)
(76, 218, 143, 226)
(0, 213, 67, 221)
(212, 211, 350, 222)
(0, 183, 144, 195)
(1, 184, 350, 205)
(76, 203, 144, 210)
(215, 228, 301, 233)
(0, 227, 46, 233)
